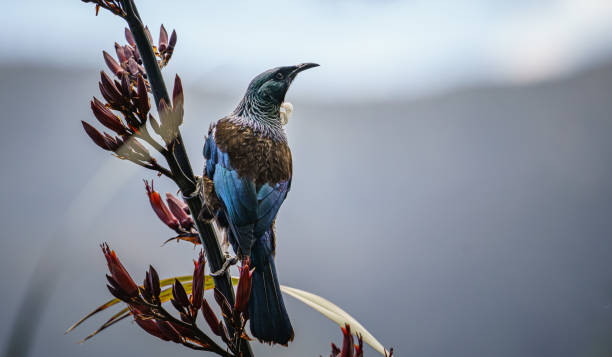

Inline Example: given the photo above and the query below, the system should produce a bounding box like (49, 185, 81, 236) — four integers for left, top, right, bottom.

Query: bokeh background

(2, 1, 612, 356)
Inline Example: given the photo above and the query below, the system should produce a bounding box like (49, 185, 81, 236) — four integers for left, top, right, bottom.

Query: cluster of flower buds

(327, 324, 393, 357)
(103, 44, 145, 87)
(144, 180, 200, 245)
(83, 0, 178, 72)
(100, 244, 253, 355)
(102, 243, 139, 302)
(234, 262, 254, 315)
(81, 69, 168, 171)
(82, 25, 183, 179)
(148, 25, 177, 68)
(82, 71, 153, 159)
(102, 25, 184, 145)
(171, 253, 254, 354)
(103, 25, 176, 84)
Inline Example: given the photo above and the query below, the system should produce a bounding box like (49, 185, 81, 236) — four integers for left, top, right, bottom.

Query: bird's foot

(210, 255, 239, 277)
(183, 175, 203, 200)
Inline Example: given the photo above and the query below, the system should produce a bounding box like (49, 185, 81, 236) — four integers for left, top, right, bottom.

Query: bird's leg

(184, 175, 203, 200)
(210, 255, 239, 277)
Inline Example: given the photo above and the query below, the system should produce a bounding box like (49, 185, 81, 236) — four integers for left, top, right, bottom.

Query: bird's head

(245, 63, 319, 106)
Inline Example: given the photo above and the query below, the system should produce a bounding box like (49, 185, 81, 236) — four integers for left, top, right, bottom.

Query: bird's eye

(275, 72, 284, 80)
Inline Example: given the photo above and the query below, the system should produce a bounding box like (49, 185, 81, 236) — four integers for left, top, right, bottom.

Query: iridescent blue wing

(254, 181, 290, 238)
(204, 133, 291, 251)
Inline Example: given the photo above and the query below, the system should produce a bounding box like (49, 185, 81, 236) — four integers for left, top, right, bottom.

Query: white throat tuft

(280, 102, 293, 126)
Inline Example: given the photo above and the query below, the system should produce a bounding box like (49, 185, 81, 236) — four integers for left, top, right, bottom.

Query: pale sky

(3, 0, 612, 100)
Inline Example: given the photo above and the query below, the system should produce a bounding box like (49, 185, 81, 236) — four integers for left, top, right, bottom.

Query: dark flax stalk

(118, 1, 253, 355)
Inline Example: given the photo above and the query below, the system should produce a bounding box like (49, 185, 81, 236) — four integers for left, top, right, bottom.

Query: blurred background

(2, 0, 612, 356)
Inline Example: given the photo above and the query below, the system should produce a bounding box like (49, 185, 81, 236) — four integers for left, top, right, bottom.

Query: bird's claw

(210, 255, 239, 277)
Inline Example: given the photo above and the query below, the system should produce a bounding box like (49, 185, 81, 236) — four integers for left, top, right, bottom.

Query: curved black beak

(289, 63, 319, 78)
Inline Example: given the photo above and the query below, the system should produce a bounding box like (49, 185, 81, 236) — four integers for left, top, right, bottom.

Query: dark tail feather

(248, 243, 294, 345)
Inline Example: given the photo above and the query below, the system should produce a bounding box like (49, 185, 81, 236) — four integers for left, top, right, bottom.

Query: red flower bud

(166, 193, 193, 230)
(114, 43, 127, 64)
(127, 57, 140, 77)
(159, 24, 168, 52)
(106, 274, 132, 302)
(124, 28, 135, 47)
(90, 97, 128, 135)
(119, 73, 131, 98)
(142, 265, 160, 302)
(136, 74, 150, 118)
(201, 298, 223, 337)
(172, 75, 184, 127)
(234, 258, 254, 314)
(331, 343, 341, 356)
(100, 243, 138, 297)
(172, 74, 183, 108)
(132, 47, 141, 64)
(191, 250, 206, 310)
(144, 180, 180, 231)
(172, 279, 190, 309)
(168, 30, 177, 52)
(103, 133, 122, 151)
(339, 324, 354, 357)
(103, 50, 124, 76)
(124, 45, 135, 63)
(354, 334, 363, 357)
(99, 71, 123, 106)
(82, 121, 111, 151)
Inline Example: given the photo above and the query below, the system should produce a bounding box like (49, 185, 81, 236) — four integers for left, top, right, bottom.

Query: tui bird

(202, 63, 319, 345)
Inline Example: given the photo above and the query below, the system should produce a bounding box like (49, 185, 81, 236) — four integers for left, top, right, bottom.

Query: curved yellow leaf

(280, 286, 389, 356)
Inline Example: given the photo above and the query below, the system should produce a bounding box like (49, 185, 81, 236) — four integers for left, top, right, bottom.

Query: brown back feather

(214, 119, 292, 187)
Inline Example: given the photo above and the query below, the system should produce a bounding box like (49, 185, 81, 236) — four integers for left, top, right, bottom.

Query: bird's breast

(214, 119, 292, 186)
